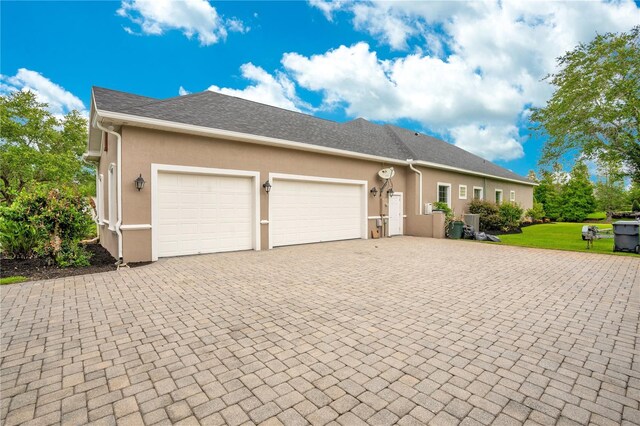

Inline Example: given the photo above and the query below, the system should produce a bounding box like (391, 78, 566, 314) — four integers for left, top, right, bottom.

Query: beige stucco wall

(118, 126, 412, 262)
(94, 125, 534, 262)
(417, 166, 534, 216)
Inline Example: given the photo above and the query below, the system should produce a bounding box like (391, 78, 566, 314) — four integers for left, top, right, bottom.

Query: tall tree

(535, 170, 562, 220)
(560, 161, 596, 222)
(531, 26, 640, 181)
(594, 160, 629, 218)
(0, 91, 92, 204)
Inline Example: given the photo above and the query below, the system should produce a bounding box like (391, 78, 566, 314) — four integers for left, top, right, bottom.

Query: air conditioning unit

(424, 203, 433, 214)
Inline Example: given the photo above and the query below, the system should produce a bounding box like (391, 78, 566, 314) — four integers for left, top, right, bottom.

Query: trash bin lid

(613, 221, 640, 225)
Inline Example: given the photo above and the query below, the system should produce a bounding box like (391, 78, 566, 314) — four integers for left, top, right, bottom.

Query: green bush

(0, 185, 93, 267)
(468, 199, 523, 231)
(0, 219, 41, 258)
(483, 213, 503, 231)
(468, 199, 499, 217)
(499, 203, 524, 229)
(468, 199, 499, 230)
(433, 202, 453, 218)
(526, 202, 546, 221)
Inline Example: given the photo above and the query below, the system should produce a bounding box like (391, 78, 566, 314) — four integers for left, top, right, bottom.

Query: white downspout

(93, 115, 123, 262)
(408, 160, 423, 215)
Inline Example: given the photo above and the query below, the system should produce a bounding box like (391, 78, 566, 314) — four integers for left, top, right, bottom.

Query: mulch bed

(1, 243, 117, 282)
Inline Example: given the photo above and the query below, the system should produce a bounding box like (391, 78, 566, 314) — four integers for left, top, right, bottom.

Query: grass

(495, 222, 638, 256)
(586, 211, 607, 220)
(0, 276, 28, 285)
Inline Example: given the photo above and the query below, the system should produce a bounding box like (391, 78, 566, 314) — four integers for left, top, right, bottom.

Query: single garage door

(157, 172, 254, 257)
(270, 179, 365, 247)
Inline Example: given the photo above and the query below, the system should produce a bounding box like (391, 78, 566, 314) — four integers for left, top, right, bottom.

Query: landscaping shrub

(482, 213, 504, 231)
(0, 219, 41, 259)
(432, 202, 453, 218)
(468, 199, 499, 231)
(499, 203, 524, 229)
(468, 199, 499, 218)
(468, 199, 524, 232)
(525, 202, 546, 221)
(0, 186, 94, 266)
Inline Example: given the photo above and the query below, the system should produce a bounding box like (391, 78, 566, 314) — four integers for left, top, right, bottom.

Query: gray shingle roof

(92, 86, 531, 183)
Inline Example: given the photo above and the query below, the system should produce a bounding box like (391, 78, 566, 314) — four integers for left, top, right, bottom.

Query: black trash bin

(613, 221, 640, 254)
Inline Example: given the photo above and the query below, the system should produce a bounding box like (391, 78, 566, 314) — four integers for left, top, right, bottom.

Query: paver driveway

(1, 237, 639, 426)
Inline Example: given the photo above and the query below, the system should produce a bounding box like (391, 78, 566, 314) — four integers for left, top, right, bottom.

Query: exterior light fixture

(370, 187, 378, 197)
(134, 174, 146, 191)
(263, 180, 272, 194)
(387, 188, 394, 197)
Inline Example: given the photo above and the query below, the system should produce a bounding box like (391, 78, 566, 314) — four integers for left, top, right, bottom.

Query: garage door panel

(271, 179, 364, 247)
(157, 172, 254, 258)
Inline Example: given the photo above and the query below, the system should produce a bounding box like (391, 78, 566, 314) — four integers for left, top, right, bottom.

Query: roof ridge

(384, 125, 419, 160)
(204, 90, 343, 125)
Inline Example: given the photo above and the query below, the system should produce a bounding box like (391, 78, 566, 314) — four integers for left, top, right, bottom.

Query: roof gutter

(92, 112, 123, 262)
(407, 160, 423, 215)
(412, 160, 537, 186)
(94, 108, 536, 186)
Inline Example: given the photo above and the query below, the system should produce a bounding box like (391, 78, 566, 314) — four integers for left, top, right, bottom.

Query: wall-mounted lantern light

(387, 188, 394, 197)
(370, 187, 378, 197)
(263, 180, 272, 194)
(134, 174, 146, 191)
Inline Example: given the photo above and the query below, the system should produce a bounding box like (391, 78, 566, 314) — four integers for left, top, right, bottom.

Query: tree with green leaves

(531, 26, 640, 182)
(559, 161, 596, 222)
(628, 181, 640, 212)
(0, 91, 92, 204)
(593, 160, 629, 218)
(534, 168, 563, 220)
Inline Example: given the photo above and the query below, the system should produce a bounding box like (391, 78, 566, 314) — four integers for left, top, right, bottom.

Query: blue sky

(2, 1, 639, 177)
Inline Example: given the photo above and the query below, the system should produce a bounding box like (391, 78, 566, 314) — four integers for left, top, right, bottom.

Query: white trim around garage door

(151, 164, 261, 261)
(267, 173, 369, 249)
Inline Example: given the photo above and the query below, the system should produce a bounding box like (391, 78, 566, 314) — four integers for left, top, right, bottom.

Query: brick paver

(2, 237, 638, 425)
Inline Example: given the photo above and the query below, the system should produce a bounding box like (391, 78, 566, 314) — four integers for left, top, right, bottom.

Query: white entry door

(270, 176, 367, 247)
(388, 193, 403, 236)
(156, 171, 255, 258)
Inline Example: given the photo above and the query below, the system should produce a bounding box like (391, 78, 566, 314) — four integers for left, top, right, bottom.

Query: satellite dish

(378, 167, 395, 179)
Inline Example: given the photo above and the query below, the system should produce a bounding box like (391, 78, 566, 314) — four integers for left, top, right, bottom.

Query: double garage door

(156, 170, 366, 258)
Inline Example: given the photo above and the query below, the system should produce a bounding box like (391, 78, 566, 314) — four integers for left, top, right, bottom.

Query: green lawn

(585, 211, 607, 220)
(496, 222, 638, 256)
(0, 276, 28, 285)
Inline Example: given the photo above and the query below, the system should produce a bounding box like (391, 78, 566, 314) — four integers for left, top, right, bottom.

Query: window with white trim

(495, 189, 503, 204)
(108, 164, 116, 230)
(97, 174, 104, 224)
(459, 185, 467, 200)
(473, 187, 483, 200)
(510, 190, 516, 202)
(437, 183, 451, 207)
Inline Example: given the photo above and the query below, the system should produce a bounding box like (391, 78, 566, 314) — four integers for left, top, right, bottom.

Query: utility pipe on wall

(408, 160, 423, 215)
(93, 115, 123, 262)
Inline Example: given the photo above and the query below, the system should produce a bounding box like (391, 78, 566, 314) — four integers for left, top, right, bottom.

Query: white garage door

(157, 172, 254, 257)
(270, 179, 365, 247)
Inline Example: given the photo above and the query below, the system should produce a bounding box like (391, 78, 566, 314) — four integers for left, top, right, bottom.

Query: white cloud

(282, 42, 526, 160)
(207, 63, 302, 112)
(450, 125, 524, 162)
(0, 68, 86, 118)
(308, 0, 347, 21)
(117, 0, 247, 45)
(178, 86, 190, 96)
(351, 3, 415, 50)
(298, 0, 639, 161)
